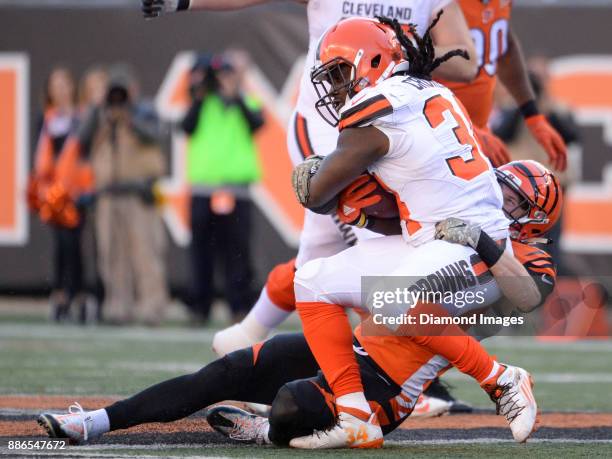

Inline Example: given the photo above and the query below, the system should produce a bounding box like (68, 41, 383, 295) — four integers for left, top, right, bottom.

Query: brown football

(360, 174, 400, 219)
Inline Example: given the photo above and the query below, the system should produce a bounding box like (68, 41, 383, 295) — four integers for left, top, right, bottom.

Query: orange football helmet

(311, 17, 403, 126)
(495, 160, 563, 241)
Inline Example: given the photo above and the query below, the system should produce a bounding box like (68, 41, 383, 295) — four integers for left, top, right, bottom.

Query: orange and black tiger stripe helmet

(495, 160, 563, 241)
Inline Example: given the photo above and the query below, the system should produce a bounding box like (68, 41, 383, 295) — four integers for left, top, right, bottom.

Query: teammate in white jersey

(140, 0, 479, 356)
(289, 15, 511, 446)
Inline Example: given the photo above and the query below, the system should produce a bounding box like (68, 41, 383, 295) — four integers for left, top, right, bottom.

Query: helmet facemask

(311, 56, 364, 127)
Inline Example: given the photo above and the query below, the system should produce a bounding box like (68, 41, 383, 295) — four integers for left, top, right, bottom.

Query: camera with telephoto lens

(190, 53, 234, 97)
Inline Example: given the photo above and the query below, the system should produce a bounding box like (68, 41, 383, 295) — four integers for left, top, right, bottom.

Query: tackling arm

(435, 218, 542, 312)
(430, 2, 478, 82)
(486, 251, 542, 313)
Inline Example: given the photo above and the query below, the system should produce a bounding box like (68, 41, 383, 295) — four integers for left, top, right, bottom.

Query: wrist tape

(475, 231, 504, 267)
(519, 99, 540, 119)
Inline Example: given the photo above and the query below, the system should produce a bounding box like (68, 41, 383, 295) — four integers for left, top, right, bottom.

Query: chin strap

(375, 61, 402, 85)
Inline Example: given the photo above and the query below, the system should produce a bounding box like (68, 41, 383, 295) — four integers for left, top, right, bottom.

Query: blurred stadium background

(0, 0, 611, 456)
(1, 0, 612, 294)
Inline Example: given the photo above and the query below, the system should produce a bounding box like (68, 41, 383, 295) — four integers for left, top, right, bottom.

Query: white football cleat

(482, 365, 539, 442)
(410, 394, 452, 418)
(289, 409, 383, 449)
(38, 402, 96, 444)
(206, 405, 271, 445)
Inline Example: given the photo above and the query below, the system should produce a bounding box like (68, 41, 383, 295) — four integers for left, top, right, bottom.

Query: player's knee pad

(265, 258, 296, 312)
(293, 258, 327, 304)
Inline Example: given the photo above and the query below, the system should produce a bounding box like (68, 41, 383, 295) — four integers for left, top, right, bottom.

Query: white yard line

(387, 438, 612, 445)
(0, 323, 216, 343)
(1, 323, 610, 351)
(442, 371, 612, 384)
(1, 439, 610, 457)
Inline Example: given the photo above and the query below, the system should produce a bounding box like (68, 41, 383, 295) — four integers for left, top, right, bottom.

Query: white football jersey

(296, 0, 453, 156)
(337, 74, 508, 246)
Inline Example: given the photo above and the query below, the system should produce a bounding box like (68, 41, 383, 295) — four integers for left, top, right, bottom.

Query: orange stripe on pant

(296, 301, 364, 397)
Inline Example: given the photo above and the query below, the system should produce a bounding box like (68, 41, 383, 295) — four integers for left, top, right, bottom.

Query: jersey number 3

(423, 95, 489, 181)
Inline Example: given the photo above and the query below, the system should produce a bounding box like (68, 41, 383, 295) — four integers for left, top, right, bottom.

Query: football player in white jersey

(288, 15, 517, 447)
(140, 0, 479, 357)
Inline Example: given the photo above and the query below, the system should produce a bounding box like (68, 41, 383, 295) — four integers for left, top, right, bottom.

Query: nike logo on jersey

(541, 274, 554, 285)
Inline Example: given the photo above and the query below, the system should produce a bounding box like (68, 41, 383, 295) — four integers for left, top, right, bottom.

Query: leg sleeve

(105, 334, 317, 431)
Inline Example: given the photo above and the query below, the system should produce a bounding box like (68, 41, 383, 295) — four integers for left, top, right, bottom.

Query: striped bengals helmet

(311, 17, 403, 126)
(495, 160, 563, 241)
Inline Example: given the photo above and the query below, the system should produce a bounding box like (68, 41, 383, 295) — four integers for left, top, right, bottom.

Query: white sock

(484, 361, 502, 383)
(248, 287, 292, 333)
(87, 409, 110, 436)
(336, 392, 371, 416)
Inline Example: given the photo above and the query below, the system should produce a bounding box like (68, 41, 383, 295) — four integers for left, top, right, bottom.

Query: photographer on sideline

(77, 65, 170, 325)
(182, 51, 264, 323)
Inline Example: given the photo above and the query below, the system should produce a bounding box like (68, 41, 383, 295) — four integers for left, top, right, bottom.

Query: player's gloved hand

(474, 126, 511, 167)
(435, 217, 482, 249)
(141, 0, 189, 19)
(337, 174, 381, 226)
(525, 114, 567, 172)
(292, 155, 323, 206)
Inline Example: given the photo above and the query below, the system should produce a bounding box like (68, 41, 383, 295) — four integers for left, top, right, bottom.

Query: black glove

(141, 0, 190, 20)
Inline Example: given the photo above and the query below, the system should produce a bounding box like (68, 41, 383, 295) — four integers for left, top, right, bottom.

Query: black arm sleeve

(235, 96, 265, 133)
(180, 98, 204, 135)
(523, 250, 557, 308)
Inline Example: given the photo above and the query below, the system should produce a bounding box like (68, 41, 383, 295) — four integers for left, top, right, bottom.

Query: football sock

(296, 301, 369, 411)
(89, 409, 110, 436)
(249, 288, 292, 332)
(481, 361, 504, 387)
(337, 393, 372, 416)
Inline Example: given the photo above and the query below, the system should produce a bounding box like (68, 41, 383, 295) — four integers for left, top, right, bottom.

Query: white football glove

(141, 0, 189, 19)
(434, 217, 482, 249)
